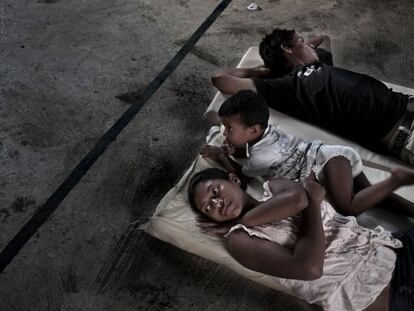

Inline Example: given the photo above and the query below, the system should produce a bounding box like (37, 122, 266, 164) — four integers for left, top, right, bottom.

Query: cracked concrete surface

(1, 0, 414, 310)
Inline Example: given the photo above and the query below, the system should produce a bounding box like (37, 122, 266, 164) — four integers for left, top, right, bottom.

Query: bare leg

(354, 172, 414, 217)
(323, 157, 414, 216)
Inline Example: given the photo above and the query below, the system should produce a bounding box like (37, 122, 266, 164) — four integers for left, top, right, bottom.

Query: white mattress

(143, 47, 414, 302)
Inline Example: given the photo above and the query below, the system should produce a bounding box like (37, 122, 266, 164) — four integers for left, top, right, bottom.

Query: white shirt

(242, 125, 363, 181)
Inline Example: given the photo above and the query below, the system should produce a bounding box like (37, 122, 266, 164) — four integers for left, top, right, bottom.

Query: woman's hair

(259, 28, 295, 77)
(187, 168, 246, 213)
(218, 90, 269, 129)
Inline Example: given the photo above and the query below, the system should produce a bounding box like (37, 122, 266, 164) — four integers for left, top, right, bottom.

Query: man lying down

(212, 28, 414, 167)
(188, 166, 414, 311)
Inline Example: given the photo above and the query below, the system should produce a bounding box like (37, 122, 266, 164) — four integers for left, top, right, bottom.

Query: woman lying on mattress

(187, 168, 413, 311)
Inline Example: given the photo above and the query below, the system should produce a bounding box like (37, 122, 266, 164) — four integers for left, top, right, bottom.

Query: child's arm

(200, 145, 251, 184)
(228, 179, 325, 280)
(217, 153, 244, 176)
(239, 178, 308, 227)
(232, 146, 247, 158)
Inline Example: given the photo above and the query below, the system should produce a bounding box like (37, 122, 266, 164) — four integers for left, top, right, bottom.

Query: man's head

(218, 90, 269, 147)
(188, 168, 247, 222)
(259, 28, 319, 75)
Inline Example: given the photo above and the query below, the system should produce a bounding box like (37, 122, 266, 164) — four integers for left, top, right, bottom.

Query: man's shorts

(391, 96, 414, 166)
(400, 131, 414, 165)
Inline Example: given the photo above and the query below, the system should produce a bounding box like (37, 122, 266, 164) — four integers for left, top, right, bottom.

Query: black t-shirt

(252, 63, 408, 149)
(316, 48, 333, 66)
(264, 48, 333, 79)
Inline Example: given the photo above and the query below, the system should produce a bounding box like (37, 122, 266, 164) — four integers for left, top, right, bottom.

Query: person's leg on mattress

(323, 156, 414, 217)
(353, 172, 414, 217)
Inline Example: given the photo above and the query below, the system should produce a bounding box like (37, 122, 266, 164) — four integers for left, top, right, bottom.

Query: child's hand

(196, 216, 237, 236)
(221, 144, 235, 156)
(222, 139, 235, 156)
(200, 144, 223, 161)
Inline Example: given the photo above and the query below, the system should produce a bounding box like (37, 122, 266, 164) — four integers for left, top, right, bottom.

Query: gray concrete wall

(1, 0, 413, 310)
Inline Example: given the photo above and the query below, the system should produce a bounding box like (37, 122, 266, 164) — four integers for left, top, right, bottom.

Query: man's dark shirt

(315, 48, 333, 66)
(265, 48, 333, 78)
(252, 63, 408, 149)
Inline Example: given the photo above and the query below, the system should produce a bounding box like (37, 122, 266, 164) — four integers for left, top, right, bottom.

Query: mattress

(143, 47, 414, 302)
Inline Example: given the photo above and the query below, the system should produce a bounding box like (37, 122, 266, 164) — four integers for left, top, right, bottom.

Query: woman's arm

(228, 180, 325, 280)
(196, 178, 305, 236)
(294, 179, 326, 277)
(239, 178, 308, 227)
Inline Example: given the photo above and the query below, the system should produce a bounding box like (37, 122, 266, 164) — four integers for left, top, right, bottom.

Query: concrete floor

(1, 0, 414, 310)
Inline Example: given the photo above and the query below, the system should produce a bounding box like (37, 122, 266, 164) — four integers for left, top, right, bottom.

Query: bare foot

(391, 167, 414, 186)
(204, 110, 221, 126)
(303, 178, 326, 204)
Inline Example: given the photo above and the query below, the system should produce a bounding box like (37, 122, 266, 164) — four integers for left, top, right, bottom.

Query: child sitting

(201, 90, 414, 217)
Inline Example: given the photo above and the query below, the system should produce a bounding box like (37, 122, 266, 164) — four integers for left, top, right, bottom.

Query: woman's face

(193, 177, 247, 222)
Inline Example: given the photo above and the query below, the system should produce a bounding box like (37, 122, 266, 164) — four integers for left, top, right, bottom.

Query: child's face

(193, 178, 246, 222)
(221, 115, 257, 147)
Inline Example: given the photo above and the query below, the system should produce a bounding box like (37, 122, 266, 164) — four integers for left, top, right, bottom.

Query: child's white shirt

(243, 125, 362, 181)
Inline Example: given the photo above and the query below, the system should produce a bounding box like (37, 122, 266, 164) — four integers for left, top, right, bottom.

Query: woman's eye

(212, 186, 219, 196)
(205, 205, 211, 213)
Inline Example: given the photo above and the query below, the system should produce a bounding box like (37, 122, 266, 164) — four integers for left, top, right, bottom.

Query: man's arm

(222, 66, 271, 78)
(308, 34, 331, 52)
(211, 71, 257, 95)
(228, 180, 325, 280)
